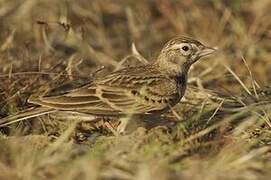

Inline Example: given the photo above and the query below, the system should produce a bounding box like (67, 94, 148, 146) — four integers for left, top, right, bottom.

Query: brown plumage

(0, 36, 216, 132)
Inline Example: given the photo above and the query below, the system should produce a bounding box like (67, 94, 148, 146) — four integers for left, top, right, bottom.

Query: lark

(0, 36, 216, 133)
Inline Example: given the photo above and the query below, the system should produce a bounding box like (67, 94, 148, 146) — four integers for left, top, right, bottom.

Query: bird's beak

(198, 46, 218, 58)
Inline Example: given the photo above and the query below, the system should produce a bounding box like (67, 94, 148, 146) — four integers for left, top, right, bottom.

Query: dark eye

(182, 46, 189, 51)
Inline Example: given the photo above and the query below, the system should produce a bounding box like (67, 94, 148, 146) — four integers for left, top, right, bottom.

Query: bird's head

(155, 36, 217, 76)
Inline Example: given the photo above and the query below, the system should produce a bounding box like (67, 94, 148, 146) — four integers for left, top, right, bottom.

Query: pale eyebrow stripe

(170, 43, 190, 49)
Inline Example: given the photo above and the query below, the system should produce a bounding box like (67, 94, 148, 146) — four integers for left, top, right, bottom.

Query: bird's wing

(0, 107, 56, 127)
(29, 67, 180, 115)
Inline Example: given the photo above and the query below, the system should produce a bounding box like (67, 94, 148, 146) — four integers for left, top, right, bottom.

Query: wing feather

(29, 65, 182, 116)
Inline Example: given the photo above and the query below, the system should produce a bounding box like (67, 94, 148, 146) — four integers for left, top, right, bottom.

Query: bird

(0, 36, 217, 133)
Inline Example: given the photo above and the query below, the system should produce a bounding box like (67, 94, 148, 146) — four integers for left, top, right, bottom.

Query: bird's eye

(182, 46, 189, 51)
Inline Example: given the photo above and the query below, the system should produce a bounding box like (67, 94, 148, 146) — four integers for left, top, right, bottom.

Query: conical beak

(198, 46, 218, 58)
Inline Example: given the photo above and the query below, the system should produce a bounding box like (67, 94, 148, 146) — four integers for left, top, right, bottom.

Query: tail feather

(0, 107, 56, 127)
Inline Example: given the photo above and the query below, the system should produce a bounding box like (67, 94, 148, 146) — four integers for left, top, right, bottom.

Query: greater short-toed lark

(0, 36, 216, 133)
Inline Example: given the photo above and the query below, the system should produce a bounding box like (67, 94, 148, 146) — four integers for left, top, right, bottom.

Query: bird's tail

(0, 107, 56, 127)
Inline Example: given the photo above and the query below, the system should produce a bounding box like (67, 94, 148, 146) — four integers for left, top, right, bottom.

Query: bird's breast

(177, 73, 188, 97)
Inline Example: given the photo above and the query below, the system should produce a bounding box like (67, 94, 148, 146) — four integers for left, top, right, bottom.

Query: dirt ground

(0, 0, 271, 179)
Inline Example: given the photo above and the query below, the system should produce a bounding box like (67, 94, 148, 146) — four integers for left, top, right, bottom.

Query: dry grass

(0, 0, 271, 179)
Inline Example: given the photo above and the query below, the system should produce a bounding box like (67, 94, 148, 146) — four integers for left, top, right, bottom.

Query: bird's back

(29, 64, 184, 116)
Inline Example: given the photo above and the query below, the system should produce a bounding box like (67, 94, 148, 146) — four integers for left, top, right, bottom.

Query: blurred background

(0, 0, 270, 92)
(0, 0, 271, 179)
